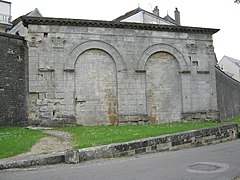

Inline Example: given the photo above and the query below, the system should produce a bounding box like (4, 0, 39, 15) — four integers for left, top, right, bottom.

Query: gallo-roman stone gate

(1, 8, 240, 126)
(22, 16, 219, 126)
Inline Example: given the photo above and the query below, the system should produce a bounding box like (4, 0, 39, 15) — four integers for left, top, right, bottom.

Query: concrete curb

(65, 123, 239, 163)
(0, 152, 64, 170)
(0, 123, 238, 170)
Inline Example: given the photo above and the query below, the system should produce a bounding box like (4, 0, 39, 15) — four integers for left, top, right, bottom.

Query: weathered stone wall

(0, 32, 28, 126)
(24, 18, 219, 126)
(65, 123, 238, 163)
(216, 67, 240, 120)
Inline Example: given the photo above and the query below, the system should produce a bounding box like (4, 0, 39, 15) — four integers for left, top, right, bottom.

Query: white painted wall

(121, 12, 143, 23)
(121, 11, 175, 25)
(219, 57, 240, 82)
(0, 1, 11, 32)
(0, 1, 11, 21)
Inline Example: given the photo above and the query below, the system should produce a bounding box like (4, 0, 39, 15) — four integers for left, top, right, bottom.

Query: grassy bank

(0, 117, 239, 159)
(58, 121, 225, 149)
(0, 127, 46, 159)
(59, 118, 240, 149)
(225, 117, 240, 127)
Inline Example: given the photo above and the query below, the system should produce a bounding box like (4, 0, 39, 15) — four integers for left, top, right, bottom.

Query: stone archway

(138, 43, 188, 72)
(66, 40, 125, 72)
(145, 52, 182, 123)
(74, 49, 118, 126)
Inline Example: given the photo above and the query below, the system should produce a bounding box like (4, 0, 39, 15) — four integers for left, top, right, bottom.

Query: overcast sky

(10, 0, 240, 61)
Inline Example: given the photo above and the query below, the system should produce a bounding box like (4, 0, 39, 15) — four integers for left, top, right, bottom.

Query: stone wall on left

(0, 32, 28, 126)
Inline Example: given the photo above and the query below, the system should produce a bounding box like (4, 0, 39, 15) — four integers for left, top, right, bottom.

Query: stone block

(114, 144, 130, 152)
(129, 142, 142, 150)
(64, 149, 80, 164)
(135, 148, 146, 154)
(157, 142, 171, 151)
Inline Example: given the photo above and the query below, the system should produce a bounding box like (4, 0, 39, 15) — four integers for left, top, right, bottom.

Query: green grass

(225, 117, 240, 128)
(1, 117, 239, 159)
(58, 121, 225, 149)
(0, 127, 46, 159)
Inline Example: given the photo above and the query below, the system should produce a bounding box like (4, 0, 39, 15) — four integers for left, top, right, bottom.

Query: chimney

(174, 8, 181, 25)
(153, 6, 159, 16)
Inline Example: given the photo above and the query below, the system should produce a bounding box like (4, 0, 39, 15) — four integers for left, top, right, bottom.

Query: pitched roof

(11, 8, 42, 27)
(113, 7, 177, 25)
(113, 7, 143, 22)
(163, 15, 176, 24)
(0, 0, 11, 4)
(21, 16, 219, 35)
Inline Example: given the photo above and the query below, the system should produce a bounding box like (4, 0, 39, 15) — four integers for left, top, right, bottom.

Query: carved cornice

(22, 16, 219, 35)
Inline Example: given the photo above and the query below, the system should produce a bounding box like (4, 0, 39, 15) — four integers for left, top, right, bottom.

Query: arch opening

(145, 51, 182, 123)
(74, 49, 118, 125)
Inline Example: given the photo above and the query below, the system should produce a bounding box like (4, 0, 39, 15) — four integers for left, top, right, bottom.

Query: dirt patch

(16, 129, 73, 158)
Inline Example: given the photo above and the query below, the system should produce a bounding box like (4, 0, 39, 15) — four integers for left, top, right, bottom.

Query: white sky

(10, 0, 240, 61)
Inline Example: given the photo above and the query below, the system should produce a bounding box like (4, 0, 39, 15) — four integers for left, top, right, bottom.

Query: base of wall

(118, 114, 149, 125)
(29, 116, 76, 127)
(0, 120, 28, 127)
(28, 111, 222, 127)
(182, 110, 220, 122)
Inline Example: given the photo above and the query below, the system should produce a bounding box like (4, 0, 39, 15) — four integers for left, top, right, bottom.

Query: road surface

(1, 139, 240, 180)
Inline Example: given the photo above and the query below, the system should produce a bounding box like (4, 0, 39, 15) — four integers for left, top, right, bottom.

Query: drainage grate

(187, 162, 229, 174)
(189, 163, 221, 171)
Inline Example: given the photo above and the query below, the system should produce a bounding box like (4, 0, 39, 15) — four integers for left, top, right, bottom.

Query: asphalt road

(1, 139, 240, 180)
